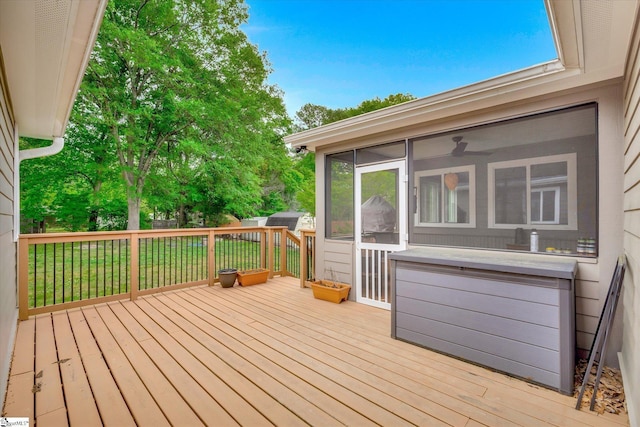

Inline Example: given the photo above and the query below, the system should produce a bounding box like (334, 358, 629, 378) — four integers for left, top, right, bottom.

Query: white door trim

(355, 160, 407, 309)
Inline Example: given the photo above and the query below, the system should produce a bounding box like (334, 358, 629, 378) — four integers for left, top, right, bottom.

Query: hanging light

(444, 173, 459, 191)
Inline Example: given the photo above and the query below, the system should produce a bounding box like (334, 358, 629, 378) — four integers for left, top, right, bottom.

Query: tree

(19, 105, 122, 232)
(293, 93, 416, 131)
(81, 0, 289, 229)
(291, 93, 416, 216)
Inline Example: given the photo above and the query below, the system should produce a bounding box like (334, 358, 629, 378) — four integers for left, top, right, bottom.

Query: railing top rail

(18, 225, 292, 243)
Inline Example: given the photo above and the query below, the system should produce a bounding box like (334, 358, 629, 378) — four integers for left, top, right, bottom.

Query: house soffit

(284, 0, 639, 150)
(0, 0, 106, 140)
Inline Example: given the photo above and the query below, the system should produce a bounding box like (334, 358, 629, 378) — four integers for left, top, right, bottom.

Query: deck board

(3, 276, 630, 426)
(34, 315, 66, 420)
(51, 312, 102, 427)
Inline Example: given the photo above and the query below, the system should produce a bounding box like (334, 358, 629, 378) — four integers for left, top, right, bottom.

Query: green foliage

(293, 93, 416, 131)
(290, 92, 416, 216)
(80, 0, 291, 229)
(292, 152, 316, 215)
(19, 2, 415, 231)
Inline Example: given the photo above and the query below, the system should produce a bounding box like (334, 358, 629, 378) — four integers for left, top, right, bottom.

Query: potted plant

(218, 268, 237, 288)
(310, 269, 351, 303)
(237, 268, 270, 286)
(310, 280, 351, 303)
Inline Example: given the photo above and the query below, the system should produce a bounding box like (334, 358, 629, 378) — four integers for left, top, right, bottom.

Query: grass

(27, 234, 303, 308)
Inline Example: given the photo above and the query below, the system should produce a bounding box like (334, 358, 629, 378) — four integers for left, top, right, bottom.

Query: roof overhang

(284, 0, 639, 150)
(0, 0, 107, 140)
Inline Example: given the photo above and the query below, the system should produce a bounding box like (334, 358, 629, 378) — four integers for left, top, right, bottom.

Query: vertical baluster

(88, 240, 92, 298)
(176, 237, 184, 283)
(125, 239, 129, 292)
(376, 249, 382, 301)
(363, 248, 368, 299)
(156, 237, 160, 286)
(111, 240, 114, 295)
(80, 241, 84, 299)
(33, 244, 37, 308)
(95, 240, 99, 297)
(168, 236, 172, 285)
(188, 235, 192, 282)
(151, 237, 155, 288)
(103, 240, 106, 296)
(154, 237, 158, 286)
(43, 244, 48, 306)
(53, 243, 57, 305)
(62, 243, 66, 303)
(385, 251, 390, 303)
(70, 242, 74, 301)
(118, 239, 121, 294)
(138, 238, 142, 291)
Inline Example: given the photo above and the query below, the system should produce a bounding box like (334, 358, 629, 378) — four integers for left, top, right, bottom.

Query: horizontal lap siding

(323, 240, 353, 285)
(393, 263, 573, 393)
(0, 51, 17, 409)
(622, 12, 640, 426)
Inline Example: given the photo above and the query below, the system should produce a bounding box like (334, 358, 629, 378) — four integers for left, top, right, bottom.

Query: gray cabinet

(390, 248, 576, 395)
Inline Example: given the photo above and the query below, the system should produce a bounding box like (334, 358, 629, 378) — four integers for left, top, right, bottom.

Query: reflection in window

(325, 151, 354, 240)
(494, 167, 526, 224)
(416, 167, 474, 227)
(409, 102, 596, 256)
(490, 154, 574, 229)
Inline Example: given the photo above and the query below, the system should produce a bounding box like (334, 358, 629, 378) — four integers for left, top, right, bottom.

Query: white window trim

(415, 165, 476, 228)
(531, 186, 561, 224)
(488, 153, 577, 230)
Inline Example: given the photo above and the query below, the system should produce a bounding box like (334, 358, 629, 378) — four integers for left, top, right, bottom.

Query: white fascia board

(285, 60, 574, 149)
(0, 0, 107, 140)
(52, 0, 107, 138)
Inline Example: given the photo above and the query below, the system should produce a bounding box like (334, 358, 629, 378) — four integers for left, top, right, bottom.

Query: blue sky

(242, 0, 557, 117)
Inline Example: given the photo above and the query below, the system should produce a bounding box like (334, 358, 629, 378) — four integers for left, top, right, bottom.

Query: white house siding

(621, 13, 640, 426)
(0, 50, 18, 408)
(314, 83, 625, 360)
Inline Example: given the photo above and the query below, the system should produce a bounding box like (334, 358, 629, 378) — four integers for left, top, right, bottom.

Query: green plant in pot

(218, 268, 237, 288)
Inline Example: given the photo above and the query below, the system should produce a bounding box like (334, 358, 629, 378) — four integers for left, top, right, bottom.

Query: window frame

(414, 165, 476, 228)
(531, 186, 561, 224)
(324, 150, 355, 240)
(488, 153, 577, 230)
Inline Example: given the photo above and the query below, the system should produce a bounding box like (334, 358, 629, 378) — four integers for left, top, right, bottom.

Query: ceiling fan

(451, 136, 492, 157)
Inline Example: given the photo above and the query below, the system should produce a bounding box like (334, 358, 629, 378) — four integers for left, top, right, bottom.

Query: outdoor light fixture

(295, 145, 308, 154)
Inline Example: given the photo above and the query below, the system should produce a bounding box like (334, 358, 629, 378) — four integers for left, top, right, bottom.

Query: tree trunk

(88, 209, 99, 231)
(127, 196, 141, 230)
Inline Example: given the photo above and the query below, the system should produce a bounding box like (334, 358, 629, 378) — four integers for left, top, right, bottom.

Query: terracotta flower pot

(237, 268, 270, 286)
(310, 280, 351, 303)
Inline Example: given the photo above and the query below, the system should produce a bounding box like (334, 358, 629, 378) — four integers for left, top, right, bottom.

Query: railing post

(18, 237, 30, 320)
(208, 229, 216, 286)
(300, 230, 308, 288)
(267, 228, 275, 278)
(280, 228, 287, 277)
(130, 233, 139, 301)
(260, 228, 267, 271)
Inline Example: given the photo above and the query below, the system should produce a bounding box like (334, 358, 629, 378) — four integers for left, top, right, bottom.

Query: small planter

(237, 268, 270, 286)
(311, 280, 351, 303)
(218, 268, 237, 288)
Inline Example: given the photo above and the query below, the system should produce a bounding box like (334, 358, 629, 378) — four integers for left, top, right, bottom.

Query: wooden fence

(18, 226, 315, 320)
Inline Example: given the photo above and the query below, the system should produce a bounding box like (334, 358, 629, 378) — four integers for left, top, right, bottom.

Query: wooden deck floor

(3, 277, 629, 426)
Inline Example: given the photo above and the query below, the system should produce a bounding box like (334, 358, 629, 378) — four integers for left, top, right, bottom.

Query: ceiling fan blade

(464, 150, 493, 156)
(451, 141, 468, 156)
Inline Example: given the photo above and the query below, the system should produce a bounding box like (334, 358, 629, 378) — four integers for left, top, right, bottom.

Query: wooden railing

(18, 226, 314, 320)
(299, 229, 316, 288)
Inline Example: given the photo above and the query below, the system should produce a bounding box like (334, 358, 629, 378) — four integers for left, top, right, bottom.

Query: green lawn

(27, 235, 301, 308)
